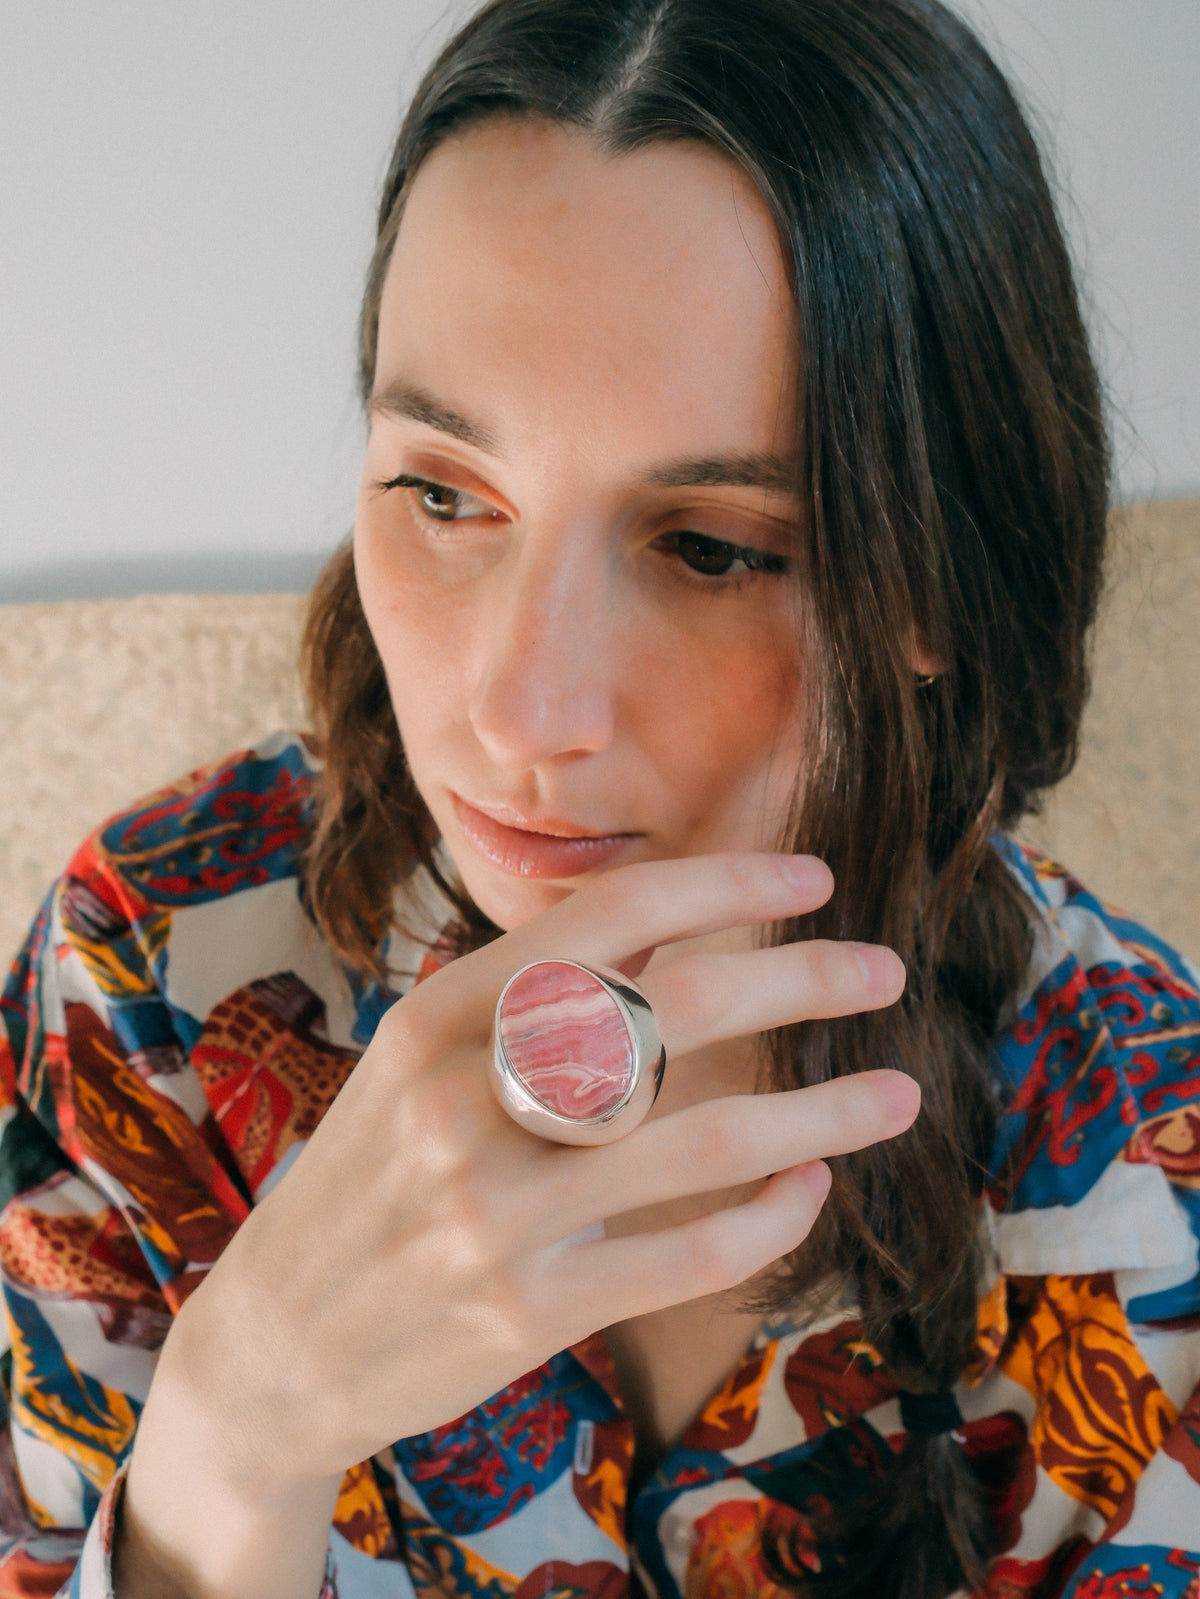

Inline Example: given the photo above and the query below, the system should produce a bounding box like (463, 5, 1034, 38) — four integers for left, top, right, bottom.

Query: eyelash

(658, 530, 790, 581)
(376, 473, 791, 583)
(377, 473, 494, 522)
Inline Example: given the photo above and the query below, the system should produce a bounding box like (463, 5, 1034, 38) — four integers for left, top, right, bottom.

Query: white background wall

(2, 0, 1197, 601)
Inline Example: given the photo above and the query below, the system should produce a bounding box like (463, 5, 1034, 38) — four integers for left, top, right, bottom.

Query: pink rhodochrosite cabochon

(496, 961, 635, 1120)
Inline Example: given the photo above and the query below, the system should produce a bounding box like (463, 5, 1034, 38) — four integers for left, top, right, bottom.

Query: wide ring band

(493, 959, 666, 1145)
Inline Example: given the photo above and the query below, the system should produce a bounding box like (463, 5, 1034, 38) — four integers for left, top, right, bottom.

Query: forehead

(374, 118, 798, 461)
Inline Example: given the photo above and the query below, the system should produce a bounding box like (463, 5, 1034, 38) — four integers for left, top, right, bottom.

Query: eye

(378, 473, 493, 522)
(668, 531, 789, 578)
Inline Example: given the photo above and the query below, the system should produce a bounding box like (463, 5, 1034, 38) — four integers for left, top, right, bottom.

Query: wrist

(119, 1384, 340, 1599)
(115, 1304, 342, 1599)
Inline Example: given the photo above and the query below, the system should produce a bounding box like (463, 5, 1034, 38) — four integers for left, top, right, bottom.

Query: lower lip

(451, 796, 636, 879)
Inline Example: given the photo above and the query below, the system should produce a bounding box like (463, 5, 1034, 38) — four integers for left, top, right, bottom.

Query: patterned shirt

(1, 732, 1200, 1598)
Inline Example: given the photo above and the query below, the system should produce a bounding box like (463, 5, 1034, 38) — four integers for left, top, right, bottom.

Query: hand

(120, 852, 916, 1596)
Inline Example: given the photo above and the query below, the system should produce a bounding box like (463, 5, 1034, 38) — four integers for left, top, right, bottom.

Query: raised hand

(119, 852, 917, 1598)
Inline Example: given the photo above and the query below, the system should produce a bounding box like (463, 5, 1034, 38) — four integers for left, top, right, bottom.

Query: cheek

(353, 510, 471, 762)
(637, 611, 807, 828)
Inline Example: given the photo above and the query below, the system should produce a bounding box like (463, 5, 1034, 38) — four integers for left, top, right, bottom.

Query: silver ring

(492, 959, 666, 1145)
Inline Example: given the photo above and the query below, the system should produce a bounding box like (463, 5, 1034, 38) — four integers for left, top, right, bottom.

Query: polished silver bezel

(492, 960, 666, 1146)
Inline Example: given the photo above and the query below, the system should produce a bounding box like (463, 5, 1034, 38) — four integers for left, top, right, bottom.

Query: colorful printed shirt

(1, 732, 1200, 1598)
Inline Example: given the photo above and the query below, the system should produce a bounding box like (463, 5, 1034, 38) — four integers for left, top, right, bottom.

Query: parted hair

(300, 1, 1110, 1592)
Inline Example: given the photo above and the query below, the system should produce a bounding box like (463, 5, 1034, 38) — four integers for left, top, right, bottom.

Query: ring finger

(529, 1068, 920, 1245)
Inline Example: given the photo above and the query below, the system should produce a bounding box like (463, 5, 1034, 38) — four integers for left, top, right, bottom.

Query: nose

(468, 531, 617, 770)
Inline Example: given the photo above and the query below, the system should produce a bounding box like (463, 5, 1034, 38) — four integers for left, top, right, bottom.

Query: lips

(451, 793, 638, 879)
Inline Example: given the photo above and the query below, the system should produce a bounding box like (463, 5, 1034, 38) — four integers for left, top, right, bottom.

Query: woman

(2, 0, 1198, 1595)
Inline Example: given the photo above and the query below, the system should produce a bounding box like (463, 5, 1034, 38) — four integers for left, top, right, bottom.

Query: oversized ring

(492, 960, 666, 1145)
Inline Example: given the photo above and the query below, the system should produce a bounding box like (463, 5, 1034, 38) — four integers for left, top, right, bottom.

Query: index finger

(486, 851, 835, 979)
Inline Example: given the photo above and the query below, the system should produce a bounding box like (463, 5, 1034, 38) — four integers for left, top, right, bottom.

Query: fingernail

(779, 854, 832, 894)
(850, 942, 904, 991)
(801, 1161, 832, 1205)
(873, 1070, 922, 1130)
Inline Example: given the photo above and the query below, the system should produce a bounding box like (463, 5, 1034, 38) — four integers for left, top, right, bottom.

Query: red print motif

(52, 1003, 247, 1292)
(191, 974, 359, 1191)
(97, 755, 310, 907)
(686, 1347, 769, 1452)
(514, 1561, 627, 1599)
(1071, 1562, 1174, 1599)
(782, 1323, 896, 1437)
(1162, 1382, 1200, 1486)
(979, 1541, 1092, 1599)
(685, 1497, 810, 1599)
(1126, 1105, 1200, 1187)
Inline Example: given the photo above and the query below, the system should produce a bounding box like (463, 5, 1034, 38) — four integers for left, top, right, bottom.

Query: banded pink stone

(497, 961, 634, 1120)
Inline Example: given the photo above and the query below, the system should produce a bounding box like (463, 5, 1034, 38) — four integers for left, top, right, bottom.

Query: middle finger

(637, 938, 905, 1058)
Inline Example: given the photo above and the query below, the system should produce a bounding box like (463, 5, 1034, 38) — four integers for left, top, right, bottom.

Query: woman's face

(356, 118, 807, 933)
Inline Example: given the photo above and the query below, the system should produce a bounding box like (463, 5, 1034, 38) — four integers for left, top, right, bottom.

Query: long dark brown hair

(301, 1, 1110, 1592)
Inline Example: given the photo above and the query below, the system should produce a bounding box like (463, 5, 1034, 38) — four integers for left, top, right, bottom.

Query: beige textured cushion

(1, 501, 1196, 964)
(1016, 499, 1198, 961)
(0, 593, 306, 959)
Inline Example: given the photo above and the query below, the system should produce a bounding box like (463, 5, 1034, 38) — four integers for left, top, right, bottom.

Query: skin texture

(356, 120, 809, 935)
(355, 121, 819, 1465)
(115, 124, 920, 1599)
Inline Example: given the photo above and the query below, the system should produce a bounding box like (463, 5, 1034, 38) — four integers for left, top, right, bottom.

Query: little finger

(552, 1163, 833, 1334)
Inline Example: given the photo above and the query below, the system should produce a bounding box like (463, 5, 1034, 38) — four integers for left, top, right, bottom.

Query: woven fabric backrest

(1016, 499, 1198, 963)
(0, 500, 1196, 963)
(0, 592, 305, 959)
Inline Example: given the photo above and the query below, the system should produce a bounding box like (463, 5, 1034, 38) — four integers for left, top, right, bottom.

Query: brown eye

(376, 473, 494, 522)
(419, 482, 465, 521)
(676, 533, 738, 574)
(670, 531, 789, 578)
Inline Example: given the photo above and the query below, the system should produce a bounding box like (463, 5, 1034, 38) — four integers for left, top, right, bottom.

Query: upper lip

(456, 794, 635, 839)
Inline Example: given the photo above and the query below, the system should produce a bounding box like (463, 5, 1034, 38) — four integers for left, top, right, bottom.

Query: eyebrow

(638, 452, 798, 494)
(369, 383, 501, 454)
(369, 381, 798, 495)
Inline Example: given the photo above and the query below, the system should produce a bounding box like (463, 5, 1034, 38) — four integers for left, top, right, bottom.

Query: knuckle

(427, 1146, 519, 1262)
(805, 940, 856, 1002)
(377, 986, 459, 1066)
(719, 851, 762, 899)
(720, 850, 791, 902)
(666, 959, 718, 1026)
(682, 1103, 747, 1178)
(418, 1204, 497, 1291)
(374, 994, 419, 1054)
(685, 1219, 745, 1295)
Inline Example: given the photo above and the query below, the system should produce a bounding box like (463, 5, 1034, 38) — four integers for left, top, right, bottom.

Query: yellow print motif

(965, 1275, 1010, 1387)
(333, 1458, 397, 1559)
(1000, 1273, 1176, 1519)
(696, 1343, 775, 1439)
(401, 1500, 516, 1597)
(9, 1311, 137, 1503)
(581, 1453, 627, 1549)
(72, 1073, 161, 1161)
(64, 930, 160, 1001)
